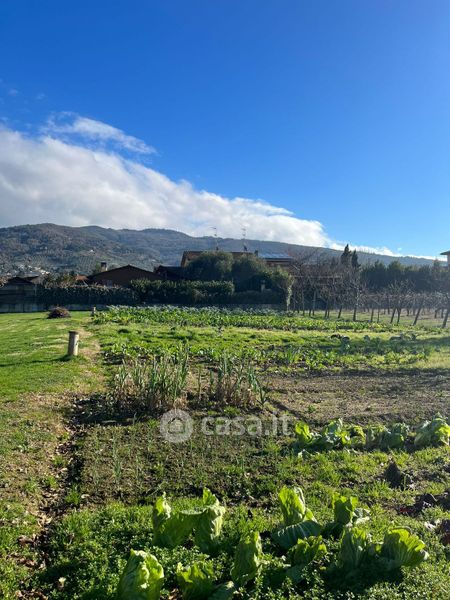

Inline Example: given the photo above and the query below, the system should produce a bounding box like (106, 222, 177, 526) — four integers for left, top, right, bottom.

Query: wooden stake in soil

(68, 331, 80, 357)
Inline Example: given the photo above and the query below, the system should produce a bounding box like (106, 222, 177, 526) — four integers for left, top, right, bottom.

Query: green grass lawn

(0, 312, 98, 400)
(0, 311, 102, 598)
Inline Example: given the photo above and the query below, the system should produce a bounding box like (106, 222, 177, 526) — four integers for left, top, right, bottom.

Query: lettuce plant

(230, 531, 263, 587)
(347, 425, 366, 447)
(294, 422, 320, 450)
(152, 494, 198, 549)
(317, 419, 349, 450)
(176, 561, 215, 600)
(152, 489, 225, 551)
(286, 536, 327, 583)
(194, 489, 226, 554)
(414, 415, 450, 448)
(117, 550, 164, 600)
(335, 527, 372, 574)
(380, 528, 429, 570)
(323, 493, 370, 538)
(278, 486, 315, 526)
(365, 423, 409, 449)
(272, 487, 321, 550)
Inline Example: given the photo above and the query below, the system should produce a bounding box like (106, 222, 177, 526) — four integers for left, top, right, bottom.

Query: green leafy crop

(117, 550, 164, 600)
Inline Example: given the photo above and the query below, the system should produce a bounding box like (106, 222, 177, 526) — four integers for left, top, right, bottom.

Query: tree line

(290, 246, 450, 326)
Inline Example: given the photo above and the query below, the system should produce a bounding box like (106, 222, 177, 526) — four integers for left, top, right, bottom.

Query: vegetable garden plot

(37, 486, 450, 599)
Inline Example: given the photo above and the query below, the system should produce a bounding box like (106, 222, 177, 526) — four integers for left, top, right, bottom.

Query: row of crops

(107, 353, 439, 416)
(94, 306, 402, 332)
(293, 416, 450, 454)
(116, 487, 429, 599)
(105, 339, 429, 372)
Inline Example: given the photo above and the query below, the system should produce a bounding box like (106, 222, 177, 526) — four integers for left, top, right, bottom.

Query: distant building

(89, 264, 159, 287)
(0, 276, 39, 311)
(258, 252, 295, 271)
(440, 251, 450, 267)
(153, 265, 185, 281)
(180, 249, 294, 271)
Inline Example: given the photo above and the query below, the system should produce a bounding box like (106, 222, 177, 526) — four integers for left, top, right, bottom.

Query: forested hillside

(0, 223, 439, 274)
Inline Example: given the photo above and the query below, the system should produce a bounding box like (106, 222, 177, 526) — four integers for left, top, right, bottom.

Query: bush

(48, 306, 71, 319)
(37, 284, 137, 306)
(130, 279, 235, 304)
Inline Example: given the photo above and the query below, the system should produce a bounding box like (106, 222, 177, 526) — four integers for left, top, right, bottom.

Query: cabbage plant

(230, 531, 263, 587)
(152, 489, 225, 551)
(286, 536, 327, 582)
(323, 493, 370, 538)
(272, 486, 321, 550)
(414, 415, 450, 447)
(117, 550, 164, 600)
(380, 528, 429, 570)
(177, 561, 215, 600)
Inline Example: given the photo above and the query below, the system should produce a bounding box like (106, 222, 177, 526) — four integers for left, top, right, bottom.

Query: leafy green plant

(286, 536, 327, 583)
(194, 489, 226, 555)
(271, 487, 321, 550)
(331, 526, 428, 583)
(117, 550, 164, 600)
(293, 422, 319, 450)
(176, 561, 216, 600)
(152, 490, 226, 552)
(379, 528, 429, 570)
(414, 414, 450, 447)
(366, 422, 409, 449)
(323, 494, 370, 538)
(230, 531, 263, 587)
(335, 527, 372, 575)
(152, 494, 197, 549)
(278, 486, 315, 526)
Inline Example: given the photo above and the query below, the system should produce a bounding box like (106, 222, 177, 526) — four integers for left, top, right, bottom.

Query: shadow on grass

(323, 564, 404, 595)
(0, 354, 79, 368)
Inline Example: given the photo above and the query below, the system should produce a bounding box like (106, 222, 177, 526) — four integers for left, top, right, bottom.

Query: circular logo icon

(159, 409, 193, 443)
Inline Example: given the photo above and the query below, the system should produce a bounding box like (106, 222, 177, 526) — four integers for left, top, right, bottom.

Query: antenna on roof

(212, 227, 219, 251)
(242, 227, 248, 252)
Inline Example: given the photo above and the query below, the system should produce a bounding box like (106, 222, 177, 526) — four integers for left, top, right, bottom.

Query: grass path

(0, 312, 103, 598)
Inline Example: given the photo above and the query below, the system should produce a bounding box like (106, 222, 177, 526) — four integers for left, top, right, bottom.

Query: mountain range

(0, 223, 440, 275)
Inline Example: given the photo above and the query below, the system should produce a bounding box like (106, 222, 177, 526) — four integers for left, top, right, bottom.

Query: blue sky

(0, 0, 449, 257)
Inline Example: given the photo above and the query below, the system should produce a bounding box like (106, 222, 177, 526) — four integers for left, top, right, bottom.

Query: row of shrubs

(35, 281, 283, 307)
(36, 284, 137, 306)
(130, 279, 283, 305)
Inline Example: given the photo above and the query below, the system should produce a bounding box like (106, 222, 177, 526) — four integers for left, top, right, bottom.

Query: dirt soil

(269, 369, 450, 424)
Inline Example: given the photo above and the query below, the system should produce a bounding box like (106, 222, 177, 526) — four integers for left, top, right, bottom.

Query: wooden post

(91, 306, 97, 317)
(68, 331, 80, 357)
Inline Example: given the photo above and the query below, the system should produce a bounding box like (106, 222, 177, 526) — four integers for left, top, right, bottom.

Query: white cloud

(43, 112, 155, 155)
(329, 242, 439, 261)
(0, 124, 327, 245)
(330, 242, 398, 256)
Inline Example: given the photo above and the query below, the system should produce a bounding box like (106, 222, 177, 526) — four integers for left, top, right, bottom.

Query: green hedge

(34, 281, 284, 308)
(130, 279, 235, 304)
(130, 279, 284, 305)
(36, 284, 137, 306)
